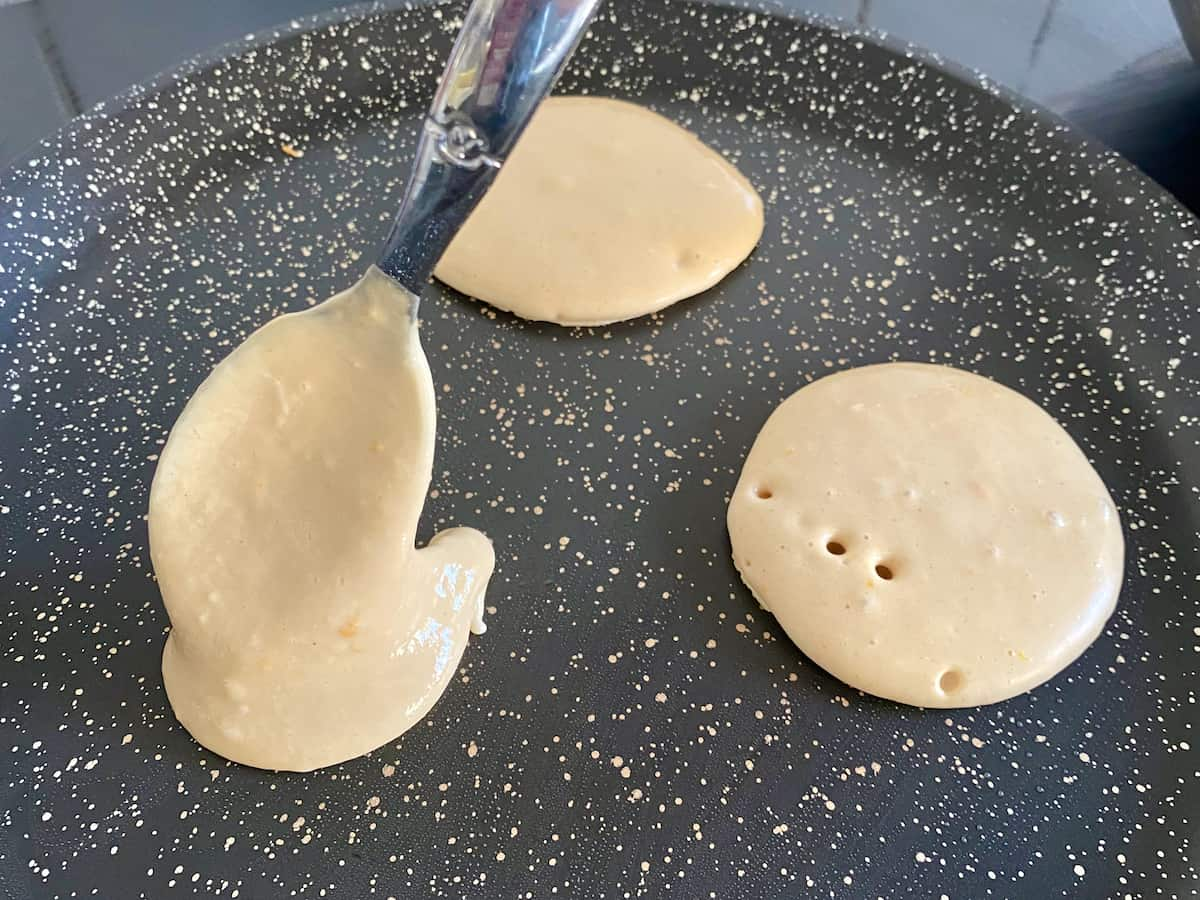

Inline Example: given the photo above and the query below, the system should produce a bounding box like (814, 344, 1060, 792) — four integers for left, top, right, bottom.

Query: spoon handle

(378, 0, 601, 296)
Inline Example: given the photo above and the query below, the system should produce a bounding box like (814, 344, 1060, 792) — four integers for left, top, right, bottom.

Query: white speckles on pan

(1, 1, 1197, 898)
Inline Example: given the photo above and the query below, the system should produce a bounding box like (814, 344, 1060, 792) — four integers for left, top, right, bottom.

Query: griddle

(1, 1, 1197, 896)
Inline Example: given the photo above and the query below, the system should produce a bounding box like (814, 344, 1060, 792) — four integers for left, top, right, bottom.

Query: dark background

(3, 0, 1200, 211)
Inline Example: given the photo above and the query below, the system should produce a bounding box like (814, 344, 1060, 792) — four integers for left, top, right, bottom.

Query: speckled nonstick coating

(1, 1, 1197, 897)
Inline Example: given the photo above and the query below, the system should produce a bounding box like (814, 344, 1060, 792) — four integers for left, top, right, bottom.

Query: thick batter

(434, 96, 764, 326)
(149, 266, 494, 771)
(727, 362, 1124, 708)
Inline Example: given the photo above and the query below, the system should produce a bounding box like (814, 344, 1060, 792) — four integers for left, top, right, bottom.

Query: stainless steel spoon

(377, 0, 601, 301)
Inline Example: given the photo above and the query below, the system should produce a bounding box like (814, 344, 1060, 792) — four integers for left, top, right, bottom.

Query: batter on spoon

(727, 362, 1124, 708)
(435, 96, 764, 326)
(149, 267, 494, 771)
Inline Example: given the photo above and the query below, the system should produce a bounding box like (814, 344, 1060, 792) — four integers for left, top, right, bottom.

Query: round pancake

(726, 362, 1124, 708)
(434, 96, 763, 326)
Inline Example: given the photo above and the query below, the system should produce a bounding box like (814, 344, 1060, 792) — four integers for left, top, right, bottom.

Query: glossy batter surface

(435, 96, 764, 326)
(150, 267, 494, 771)
(727, 362, 1124, 708)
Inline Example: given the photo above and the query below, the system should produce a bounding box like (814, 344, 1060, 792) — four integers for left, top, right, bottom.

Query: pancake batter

(149, 266, 494, 771)
(434, 96, 764, 326)
(727, 362, 1124, 708)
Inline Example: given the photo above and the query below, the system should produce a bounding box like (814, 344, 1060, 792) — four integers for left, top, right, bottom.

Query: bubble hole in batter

(937, 668, 966, 696)
(754, 485, 774, 500)
(874, 562, 895, 581)
(825, 539, 847, 556)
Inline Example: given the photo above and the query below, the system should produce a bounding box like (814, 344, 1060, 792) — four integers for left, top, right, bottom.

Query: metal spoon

(377, 0, 601, 301)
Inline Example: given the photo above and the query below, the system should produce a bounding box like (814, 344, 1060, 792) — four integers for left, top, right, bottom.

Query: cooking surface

(2, 1, 1198, 897)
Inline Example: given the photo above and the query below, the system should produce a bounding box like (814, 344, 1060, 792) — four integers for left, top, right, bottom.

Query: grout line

(856, 0, 872, 28)
(1020, 0, 1061, 93)
(27, 0, 82, 117)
